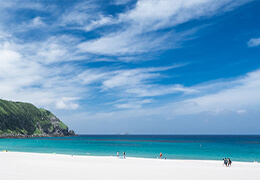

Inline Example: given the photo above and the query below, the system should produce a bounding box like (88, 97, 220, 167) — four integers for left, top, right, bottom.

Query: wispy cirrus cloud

(4, 34, 86, 64)
(71, 69, 260, 127)
(0, 19, 192, 111)
(0, 0, 46, 11)
(78, 29, 194, 55)
(112, 0, 134, 5)
(24, 35, 85, 64)
(60, 1, 99, 27)
(112, 98, 153, 109)
(77, 0, 251, 56)
(0, 0, 257, 135)
(1, 0, 252, 63)
(18, 17, 46, 31)
(0, 27, 191, 111)
(162, 69, 260, 116)
(0, 0, 259, 135)
(77, 64, 194, 98)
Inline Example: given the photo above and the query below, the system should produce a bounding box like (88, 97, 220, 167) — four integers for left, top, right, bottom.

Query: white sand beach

(0, 152, 259, 180)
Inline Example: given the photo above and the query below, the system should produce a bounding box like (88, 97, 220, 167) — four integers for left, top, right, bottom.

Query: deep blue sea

(0, 135, 259, 162)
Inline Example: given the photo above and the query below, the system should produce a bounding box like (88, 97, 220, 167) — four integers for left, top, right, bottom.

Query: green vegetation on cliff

(0, 99, 74, 136)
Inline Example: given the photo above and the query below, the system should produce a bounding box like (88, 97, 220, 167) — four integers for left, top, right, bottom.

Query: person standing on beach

(224, 158, 228, 167)
(160, 152, 162, 159)
(228, 158, 232, 166)
(123, 152, 126, 159)
(117, 151, 119, 157)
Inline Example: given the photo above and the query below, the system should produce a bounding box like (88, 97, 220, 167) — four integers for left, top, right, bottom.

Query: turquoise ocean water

(0, 135, 259, 162)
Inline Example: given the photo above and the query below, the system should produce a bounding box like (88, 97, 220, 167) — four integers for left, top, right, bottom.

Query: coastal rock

(68, 130, 75, 136)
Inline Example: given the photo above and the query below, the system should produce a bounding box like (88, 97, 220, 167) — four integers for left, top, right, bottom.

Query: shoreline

(1, 150, 259, 163)
(0, 151, 253, 163)
(0, 151, 259, 180)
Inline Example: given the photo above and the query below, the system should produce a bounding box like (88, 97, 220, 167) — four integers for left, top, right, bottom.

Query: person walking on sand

(123, 152, 126, 159)
(160, 152, 162, 159)
(224, 158, 228, 167)
(228, 158, 232, 167)
(117, 151, 119, 158)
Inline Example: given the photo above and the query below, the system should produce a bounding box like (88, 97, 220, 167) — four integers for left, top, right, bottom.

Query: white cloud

(56, 97, 79, 110)
(237, 109, 247, 114)
(84, 15, 115, 32)
(77, 0, 251, 56)
(61, 11, 90, 26)
(169, 70, 260, 116)
(125, 84, 197, 97)
(78, 28, 191, 55)
(0, 30, 83, 64)
(1, 0, 251, 61)
(11, 17, 47, 33)
(0, 0, 53, 31)
(0, 23, 190, 112)
(101, 68, 159, 90)
(0, 48, 41, 89)
(68, 69, 260, 128)
(122, 0, 250, 31)
(113, 98, 153, 109)
(0, 32, 11, 39)
(16, 35, 86, 64)
(248, 37, 260, 47)
(0, 40, 81, 110)
(77, 68, 108, 85)
(112, 0, 133, 5)
(0, 0, 256, 120)
(0, 0, 46, 11)
(0, 34, 191, 111)
(27, 17, 46, 28)
(77, 64, 194, 98)
(60, 1, 101, 28)
(100, 65, 195, 97)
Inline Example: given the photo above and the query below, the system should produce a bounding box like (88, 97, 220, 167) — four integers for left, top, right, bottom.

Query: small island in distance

(0, 99, 75, 138)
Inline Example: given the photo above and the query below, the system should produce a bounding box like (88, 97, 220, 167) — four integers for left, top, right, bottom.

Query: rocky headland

(0, 99, 75, 138)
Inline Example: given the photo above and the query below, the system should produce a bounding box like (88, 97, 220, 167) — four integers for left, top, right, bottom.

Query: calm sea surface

(0, 135, 259, 162)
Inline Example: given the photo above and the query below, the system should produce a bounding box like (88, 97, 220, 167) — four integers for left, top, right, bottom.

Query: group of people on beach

(223, 158, 232, 167)
(117, 151, 126, 159)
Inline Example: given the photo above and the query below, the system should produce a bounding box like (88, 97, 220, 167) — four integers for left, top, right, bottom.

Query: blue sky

(1, 0, 260, 134)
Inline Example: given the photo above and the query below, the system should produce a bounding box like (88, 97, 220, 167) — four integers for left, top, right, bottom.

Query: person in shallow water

(123, 152, 126, 159)
(117, 151, 119, 157)
(160, 152, 162, 159)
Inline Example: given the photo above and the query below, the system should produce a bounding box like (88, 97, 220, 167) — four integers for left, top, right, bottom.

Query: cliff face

(0, 99, 75, 137)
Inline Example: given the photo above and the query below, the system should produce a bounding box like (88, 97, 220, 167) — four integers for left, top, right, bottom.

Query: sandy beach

(0, 152, 259, 180)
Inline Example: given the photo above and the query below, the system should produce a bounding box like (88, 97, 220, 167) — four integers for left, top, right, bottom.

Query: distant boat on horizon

(120, 132, 130, 135)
